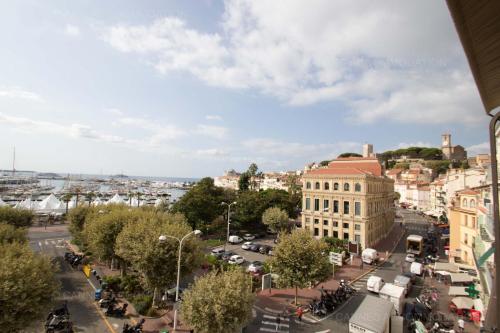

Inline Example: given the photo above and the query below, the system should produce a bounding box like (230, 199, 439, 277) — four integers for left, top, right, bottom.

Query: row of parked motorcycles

(64, 251, 85, 267)
(96, 286, 144, 332)
(308, 280, 356, 317)
(45, 302, 73, 333)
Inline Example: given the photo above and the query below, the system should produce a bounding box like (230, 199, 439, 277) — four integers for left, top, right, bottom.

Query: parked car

(258, 245, 271, 254)
(165, 287, 184, 301)
(249, 244, 261, 252)
(228, 235, 243, 244)
(210, 248, 225, 258)
(221, 251, 235, 261)
(247, 261, 263, 273)
(228, 255, 245, 265)
(367, 276, 385, 293)
(241, 241, 253, 250)
(243, 233, 256, 241)
(405, 253, 416, 263)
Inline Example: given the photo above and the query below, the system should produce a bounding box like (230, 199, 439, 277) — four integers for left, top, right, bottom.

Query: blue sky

(0, 0, 491, 177)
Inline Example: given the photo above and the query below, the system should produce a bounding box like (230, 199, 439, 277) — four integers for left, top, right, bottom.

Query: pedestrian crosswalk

(259, 314, 290, 332)
(351, 272, 374, 291)
(31, 238, 67, 249)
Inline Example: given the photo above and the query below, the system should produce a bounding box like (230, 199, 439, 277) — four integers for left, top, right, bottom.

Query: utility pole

(222, 201, 237, 252)
(12, 146, 15, 176)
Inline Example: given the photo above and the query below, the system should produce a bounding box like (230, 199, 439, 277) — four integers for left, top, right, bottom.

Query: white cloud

(194, 148, 228, 157)
(64, 24, 81, 37)
(105, 108, 123, 116)
(194, 124, 228, 139)
(205, 115, 222, 121)
(0, 87, 43, 102)
(467, 142, 490, 155)
(102, 1, 481, 125)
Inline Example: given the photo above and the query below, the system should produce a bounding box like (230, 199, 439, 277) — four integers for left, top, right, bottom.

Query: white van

(362, 248, 379, 265)
(410, 262, 423, 276)
(366, 276, 385, 293)
(228, 235, 243, 244)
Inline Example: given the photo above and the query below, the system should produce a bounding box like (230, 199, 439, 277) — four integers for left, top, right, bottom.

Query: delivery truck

(362, 248, 379, 265)
(406, 235, 423, 256)
(379, 283, 405, 315)
(349, 295, 395, 333)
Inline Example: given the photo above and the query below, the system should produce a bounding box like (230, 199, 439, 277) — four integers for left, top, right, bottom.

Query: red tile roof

(306, 167, 372, 176)
(458, 189, 480, 195)
(478, 206, 488, 214)
(327, 158, 382, 176)
(387, 168, 403, 175)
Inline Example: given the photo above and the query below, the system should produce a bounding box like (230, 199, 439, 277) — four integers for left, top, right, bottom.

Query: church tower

(442, 134, 452, 159)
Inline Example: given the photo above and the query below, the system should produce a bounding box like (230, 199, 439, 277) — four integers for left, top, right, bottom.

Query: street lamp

(158, 229, 202, 331)
(221, 201, 237, 252)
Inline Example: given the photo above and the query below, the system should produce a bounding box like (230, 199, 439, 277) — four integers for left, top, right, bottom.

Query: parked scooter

(99, 296, 118, 308)
(123, 319, 146, 333)
(45, 302, 73, 333)
(105, 303, 128, 317)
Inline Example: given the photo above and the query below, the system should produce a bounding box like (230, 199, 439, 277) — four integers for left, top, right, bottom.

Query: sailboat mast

(12, 147, 16, 176)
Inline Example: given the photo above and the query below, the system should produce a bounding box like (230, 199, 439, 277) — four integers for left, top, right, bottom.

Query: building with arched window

(301, 157, 394, 249)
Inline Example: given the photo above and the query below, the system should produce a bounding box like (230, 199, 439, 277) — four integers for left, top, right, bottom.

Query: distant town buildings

(362, 143, 374, 158)
(300, 157, 394, 249)
(213, 169, 300, 191)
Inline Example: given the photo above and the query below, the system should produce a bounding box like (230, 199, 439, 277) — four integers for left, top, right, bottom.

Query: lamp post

(221, 201, 237, 252)
(159, 229, 202, 332)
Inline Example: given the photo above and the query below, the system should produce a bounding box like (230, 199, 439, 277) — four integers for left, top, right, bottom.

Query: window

(354, 202, 361, 216)
(470, 200, 476, 208)
(355, 183, 361, 192)
(344, 183, 350, 191)
(462, 198, 468, 208)
(314, 218, 319, 224)
(315, 182, 320, 190)
(463, 233, 468, 245)
(314, 228, 319, 236)
(354, 224, 361, 231)
(333, 200, 339, 213)
(343, 201, 350, 214)
(333, 221, 339, 227)
(334, 182, 339, 190)
(471, 217, 476, 229)
(305, 198, 311, 210)
(324, 182, 330, 190)
(314, 199, 320, 211)
(306, 182, 311, 189)
(305, 218, 310, 224)
(343, 222, 349, 229)
(323, 229, 329, 237)
(323, 220, 328, 226)
(333, 231, 338, 238)
(343, 232, 349, 240)
(464, 215, 468, 226)
(323, 199, 329, 211)
(354, 234, 361, 243)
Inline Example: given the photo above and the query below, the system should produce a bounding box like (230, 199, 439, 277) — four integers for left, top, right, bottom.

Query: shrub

(0, 207, 33, 228)
(131, 295, 153, 315)
(103, 275, 122, 292)
(120, 275, 143, 297)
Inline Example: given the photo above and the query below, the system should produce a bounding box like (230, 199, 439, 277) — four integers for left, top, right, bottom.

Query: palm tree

(61, 193, 73, 214)
(128, 191, 134, 206)
(74, 187, 82, 208)
(135, 191, 142, 207)
(85, 191, 96, 207)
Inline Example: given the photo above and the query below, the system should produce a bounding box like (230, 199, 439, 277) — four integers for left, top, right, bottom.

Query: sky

(0, 0, 491, 178)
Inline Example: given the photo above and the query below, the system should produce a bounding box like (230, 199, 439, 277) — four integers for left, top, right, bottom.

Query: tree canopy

(337, 152, 362, 158)
(115, 212, 202, 290)
(269, 229, 330, 304)
(262, 207, 289, 233)
(380, 147, 443, 161)
(0, 222, 27, 244)
(238, 172, 250, 191)
(181, 269, 254, 333)
(0, 206, 33, 228)
(0, 242, 59, 332)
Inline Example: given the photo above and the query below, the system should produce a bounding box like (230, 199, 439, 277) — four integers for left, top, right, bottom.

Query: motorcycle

(105, 303, 128, 317)
(123, 319, 146, 333)
(99, 296, 118, 308)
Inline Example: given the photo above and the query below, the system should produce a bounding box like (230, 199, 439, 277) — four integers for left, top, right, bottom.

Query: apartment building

(301, 157, 395, 249)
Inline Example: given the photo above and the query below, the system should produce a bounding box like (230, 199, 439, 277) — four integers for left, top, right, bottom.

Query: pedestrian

(276, 314, 281, 331)
(458, 318, 465, 333)
(429, 268, 434, 279)
(296, 307, 304, 322)
(360, 260, 364, 270)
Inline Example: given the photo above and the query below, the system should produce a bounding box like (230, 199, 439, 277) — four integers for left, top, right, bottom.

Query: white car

(243, 233, 256, 241)
(241, 241, 253, 250)
(228, 255, 245, 265)
(247, 261, 263, 273)
(405, 253, 416, 263)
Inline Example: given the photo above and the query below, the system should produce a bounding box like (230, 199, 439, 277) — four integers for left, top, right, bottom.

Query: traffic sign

(329, 252, 343, 266)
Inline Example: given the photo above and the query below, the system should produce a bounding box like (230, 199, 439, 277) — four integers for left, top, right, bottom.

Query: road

(251, 208, 431, 333)
(26, 225, 128, 333)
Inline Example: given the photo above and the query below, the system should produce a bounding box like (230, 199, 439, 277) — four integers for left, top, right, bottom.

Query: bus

(406, 235, 423, 256)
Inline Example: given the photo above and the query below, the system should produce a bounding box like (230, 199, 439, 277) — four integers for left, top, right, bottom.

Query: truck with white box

(379, 283, 405, 315)
(349, 295, 395, 333)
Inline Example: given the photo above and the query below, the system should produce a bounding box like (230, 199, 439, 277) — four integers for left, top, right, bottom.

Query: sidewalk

(256, 223, 406, 310)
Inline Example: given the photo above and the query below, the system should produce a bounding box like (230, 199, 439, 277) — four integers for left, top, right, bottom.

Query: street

(25, 225, 127, 333)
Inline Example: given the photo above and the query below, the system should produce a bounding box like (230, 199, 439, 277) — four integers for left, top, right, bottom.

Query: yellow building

(449, 189, 480, 266)
(301, 158, 395, 249)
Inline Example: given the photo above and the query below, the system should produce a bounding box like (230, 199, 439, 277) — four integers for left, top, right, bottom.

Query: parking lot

(211, 236, 277, 268)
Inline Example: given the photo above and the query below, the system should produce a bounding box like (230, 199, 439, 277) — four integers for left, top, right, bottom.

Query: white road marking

(262, 321, 289, 328)
(252, 309, 257, 318)
(259, 328, 288, 333)
(315, 330, 331, 333)
(264, 307, 283, 314)
(263, 314, 290, 322)
(112, 323, 119, 328)
(45, 240, 49, 245)
(38, 241, 42, 247)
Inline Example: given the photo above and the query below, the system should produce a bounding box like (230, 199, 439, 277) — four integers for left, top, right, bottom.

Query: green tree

(338, 152, 362, 158)
(61, 193, 73, 214)
(181, 269, 254, 333)
(115, 212, 201, 292)
(171, 177, 234, 230)
(0, 242, 59, 332)
(0, 222, 27, 244)
(285, 174, 301, 196)
(0, 206, 33, 228)
(269, 229, 330, 304)
(262, 207, 289, 234)
(84, 191, 96, 207)
(67, 206, 92, 247)
(238, 172, 250, 191)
